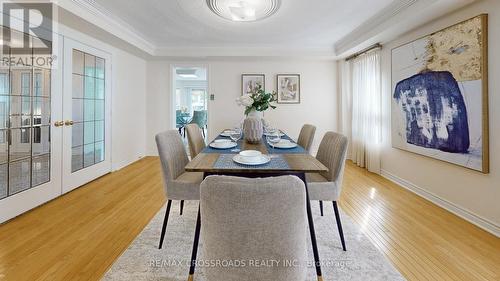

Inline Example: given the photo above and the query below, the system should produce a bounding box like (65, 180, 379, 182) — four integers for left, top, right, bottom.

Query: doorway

(172, 66, 209, 149)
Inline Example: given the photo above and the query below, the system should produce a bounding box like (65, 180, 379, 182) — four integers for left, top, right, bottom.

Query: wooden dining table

(184, 131, 329, 281)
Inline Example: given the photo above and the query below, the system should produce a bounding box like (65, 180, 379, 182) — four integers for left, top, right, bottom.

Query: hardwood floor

(0, 157, 498, 280)
(0, 158, 164, 281)
(340, 162, 500, 281)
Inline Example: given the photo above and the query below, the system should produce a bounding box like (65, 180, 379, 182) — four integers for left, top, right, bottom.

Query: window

(190, 89, 207, 111)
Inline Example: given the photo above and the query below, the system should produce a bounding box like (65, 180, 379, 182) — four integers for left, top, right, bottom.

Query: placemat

(202, 135, 243, 154)
(263, 134, 307, 154)
(213, 154, 290, 170)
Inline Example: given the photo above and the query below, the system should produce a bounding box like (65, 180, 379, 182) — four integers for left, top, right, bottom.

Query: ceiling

(64, 0, 476, 58)
(88, 0, 393, 53)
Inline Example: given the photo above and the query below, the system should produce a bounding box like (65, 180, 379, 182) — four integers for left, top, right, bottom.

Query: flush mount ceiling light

(206, 0, 281, 22)
(176, 68, 198, 79)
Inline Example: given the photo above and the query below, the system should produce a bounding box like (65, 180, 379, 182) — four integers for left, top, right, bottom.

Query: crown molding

(153, 45, 336, 59)
(57, 0, 156, 55)
(334, 0, 477, 57)
(334, 0, 429, 56)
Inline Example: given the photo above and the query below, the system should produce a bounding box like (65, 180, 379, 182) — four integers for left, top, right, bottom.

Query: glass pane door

(0, 29, 63, 224)
(0, 40, 51, 199)
(62, 38, 111, 194)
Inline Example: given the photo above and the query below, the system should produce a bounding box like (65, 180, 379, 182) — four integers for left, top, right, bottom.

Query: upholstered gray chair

(306, 131, 348, 251)
(185, 123, 206, 159)
(155, 130, 203, 249)
(297, 124, 316, 153)
(200, 176, 308, 281)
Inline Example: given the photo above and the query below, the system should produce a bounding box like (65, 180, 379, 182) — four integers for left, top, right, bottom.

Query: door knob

(54, 121, 64, 127)
(65, 120, 74, 126)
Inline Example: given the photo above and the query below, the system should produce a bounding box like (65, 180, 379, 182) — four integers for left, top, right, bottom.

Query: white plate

(233, 154, 271, 166)
(263, 131, 285, 137)
(209, 141, 237, 149)
(220, 130, 235, 137)
(272, 140, 298, 149)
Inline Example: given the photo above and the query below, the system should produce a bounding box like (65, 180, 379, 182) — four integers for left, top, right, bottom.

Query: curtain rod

(345, 43, 382, 61)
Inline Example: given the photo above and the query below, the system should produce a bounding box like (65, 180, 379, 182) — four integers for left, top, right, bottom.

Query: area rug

(102, 201, 405, 281)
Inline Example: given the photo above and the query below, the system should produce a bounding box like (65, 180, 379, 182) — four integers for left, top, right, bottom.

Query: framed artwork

(391, 14, 489, 173)
(241, 74, 265, 95)
(277, 74, 300, 104)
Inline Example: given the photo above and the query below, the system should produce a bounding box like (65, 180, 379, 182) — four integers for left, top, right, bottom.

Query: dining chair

(306, 131, 348, 251)
(185, 124, 206, 159)
(155, 130, 203, 249)
(297, 124, 316, 153)
(189, 110, 208, 138)
(200, 175, 308, 281)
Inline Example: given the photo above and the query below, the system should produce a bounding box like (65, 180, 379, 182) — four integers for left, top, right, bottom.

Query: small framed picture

(241, 74, 265, 95)
(277, 74, 300, 104)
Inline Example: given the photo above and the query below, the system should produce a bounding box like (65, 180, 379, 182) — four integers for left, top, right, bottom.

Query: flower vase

(243, 114, 263, 144)
(247, 109, 263, 119)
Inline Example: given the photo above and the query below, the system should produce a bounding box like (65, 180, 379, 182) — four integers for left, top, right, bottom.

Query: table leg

(298, 173, 323, 281)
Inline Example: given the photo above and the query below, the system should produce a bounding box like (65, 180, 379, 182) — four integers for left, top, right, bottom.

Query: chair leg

(332, 201, 346, 251)
(188, 205, 202, 280)
(319, 201, 324, 216)
(180, 200, 184, 215)
(158, 200, 172, 249)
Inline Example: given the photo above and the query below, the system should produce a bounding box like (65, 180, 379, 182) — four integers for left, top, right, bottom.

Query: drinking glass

(266, 128, 281, 157)
(264, 123, 271, 135)
(229, 127, 242, 152)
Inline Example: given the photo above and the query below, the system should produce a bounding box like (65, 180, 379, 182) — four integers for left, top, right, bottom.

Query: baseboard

(381, 169, 500, 238)
(112, 156, 145, 172)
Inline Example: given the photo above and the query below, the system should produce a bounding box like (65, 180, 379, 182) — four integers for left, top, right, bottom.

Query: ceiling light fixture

(178, 74, 198, 79)
(176, 68, 198, 79)
(206, 0, 281, 22)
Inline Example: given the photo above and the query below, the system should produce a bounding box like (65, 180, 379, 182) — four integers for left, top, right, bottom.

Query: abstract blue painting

(391, 15, 488, 172)
(393, 71, 470, 153)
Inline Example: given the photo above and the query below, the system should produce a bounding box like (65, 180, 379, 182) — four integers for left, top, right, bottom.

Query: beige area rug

(103, 200, 405, 281)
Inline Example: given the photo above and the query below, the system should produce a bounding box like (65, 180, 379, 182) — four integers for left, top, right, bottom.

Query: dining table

(184, 130, 329, 281)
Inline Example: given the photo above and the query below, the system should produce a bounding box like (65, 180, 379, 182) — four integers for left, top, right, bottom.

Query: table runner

(213, 154, 290, 170)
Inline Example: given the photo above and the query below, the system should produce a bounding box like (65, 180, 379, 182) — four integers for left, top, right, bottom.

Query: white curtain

(340, 50, 382, 173)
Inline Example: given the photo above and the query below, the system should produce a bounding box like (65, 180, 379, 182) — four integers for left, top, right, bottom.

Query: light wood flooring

(0, 157, 498, 280)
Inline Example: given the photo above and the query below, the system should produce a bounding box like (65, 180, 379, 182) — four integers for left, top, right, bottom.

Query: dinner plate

(263, 131, 285, 137)
(220, 130, 235, 137)
(209, 141, 237, 149)
(233, 154, 271, 166)
(272, 140, 298, 149)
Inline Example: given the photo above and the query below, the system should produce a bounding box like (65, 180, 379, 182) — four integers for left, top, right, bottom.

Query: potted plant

(236, 85, 277, 118)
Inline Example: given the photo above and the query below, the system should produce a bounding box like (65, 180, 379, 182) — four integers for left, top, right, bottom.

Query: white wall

(380, 0, 500, 235)
(146, 61, 171, 154)
(146, 59, 338, 155)
(111, 49, 147, 170)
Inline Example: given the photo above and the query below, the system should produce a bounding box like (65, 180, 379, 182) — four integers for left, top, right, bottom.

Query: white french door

(0, 34, 112, 223)
(61, 38, 111, 193)
(0, 34, 63, 222)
